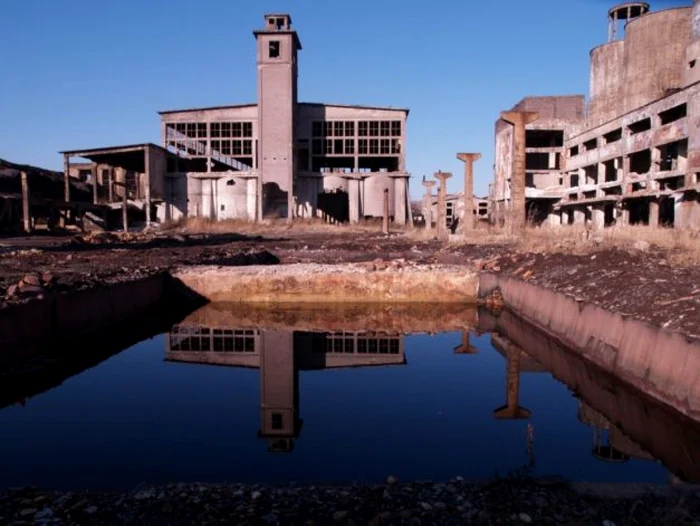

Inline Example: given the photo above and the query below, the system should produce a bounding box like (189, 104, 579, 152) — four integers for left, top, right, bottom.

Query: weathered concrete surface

(175, 264, 479, 303)
(177, 301, 478, 333)
(488, 308, 700, 484)
(480, 273, 700, 421)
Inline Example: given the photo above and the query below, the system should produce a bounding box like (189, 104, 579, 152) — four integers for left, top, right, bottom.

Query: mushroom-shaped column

(500, 111, 538, 231)
(421, 178, 436, 230)
(456, 153, 482, 232)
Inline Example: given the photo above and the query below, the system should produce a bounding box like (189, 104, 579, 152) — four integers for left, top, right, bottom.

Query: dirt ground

(1, 225, 699, 339)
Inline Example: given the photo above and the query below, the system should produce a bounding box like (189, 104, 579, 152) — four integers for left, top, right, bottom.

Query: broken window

(380, 121, 390, 137)
(369, 139, 379, 154)
(525, 130, 564, 148)
(629, 149, 652, 174)
(369, 121, 379, 137)
(334, 139, 344, 154)
(221, 141, 232, 155)
(269, 40, 280, 58)
(525, 153, 551, 170)
(334, 121, 344, 137)
(583, 138, 597, 151)
(604, 159, 619, 182)
(312, 121, 323, 137)
(243, 122, 253, 137)
(603, 128, 622, 144)
(232, 122, 243, 138)
(325, 139, 333, 154)
(570, 173, 579, 187)
(380, 139, 390, 154)
(659, 103, 687, 125)
(345, 121, 354, 136)
(358, 139, 368, 154)
(391, 139, 400, 154)
(584, 165, 598, 185)
(243, 140, 252, 155)
(391, 121, 401, 136)
(629, 118, 651, 135)
(312, 140, 323, 155)
(211, 123, 221, 138)
(569, 145, 579, 157)
(658, 139, 688, 171)
(211, 140, 221, 152)
(345, 139, 355, 154)
(525, 173, 535, 188)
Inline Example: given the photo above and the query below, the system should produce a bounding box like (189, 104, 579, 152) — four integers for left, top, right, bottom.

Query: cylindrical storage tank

(683, 1, 700, 87)
(623, 8, 692, 112)
(362, 174, 394, 218)
(589, 41, 626, 124)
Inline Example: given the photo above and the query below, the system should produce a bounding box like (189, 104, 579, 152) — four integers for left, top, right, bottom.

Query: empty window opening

(271, 413, 283, 430)
(629, 118, 651, 135)
(629, 150, 652, 175)
(660, 176, 683, 191)
(628, 200, 649, 225)
(226, 180, 234, 186)
(583, 190, 596, 199)
(276, 17, 285, 29)
(526, 153, 555, 170)
(603, 186, 622, 196)
(525, 173, 535, 188)
(603, 128, 622, 144)
(584, 165, 598, 185)
(660, 198, 675, 227)
(570, 173, 579, 187)
(659, 104, 687, 125)
(604, 203, 615, 227)
(583, 138, 597, 151)
(569, 145, 579, 157)
(658, 139, 688, 172)
(690, 60, 697, 69)
(269, 41, 280, 58)
(526, 130, 563, 148)
(604, 159, 618, 182)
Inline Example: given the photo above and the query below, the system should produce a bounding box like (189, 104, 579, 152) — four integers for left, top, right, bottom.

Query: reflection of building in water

(166, 325, 405, 452)
(491, 335, 534, 420)
(453, 330, 478, 355)
(578, 401, 653, 463)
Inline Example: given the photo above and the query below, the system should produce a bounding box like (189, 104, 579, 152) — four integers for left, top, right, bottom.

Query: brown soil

(1, 229, 698, 338)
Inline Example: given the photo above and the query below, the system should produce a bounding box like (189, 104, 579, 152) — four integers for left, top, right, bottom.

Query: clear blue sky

(0, 0, 691, 198)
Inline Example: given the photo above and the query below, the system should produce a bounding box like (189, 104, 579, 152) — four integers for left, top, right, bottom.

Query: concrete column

(592, 204, 605, 229)
(63, 154, 70, 203)
(246, 178, 257, 221)
(574, 208, 585, 225)
(393, 176, 407, 226)
(107, 167, 114, 203)
(144, 147, 152, 227)
(382, 189, 389, 235)
(21, 171, 30, 233)
(457, 152, 482, 232)
(649, 200, 659, 228)
(434, 171, 452, 240)
(618, 206, 630, 226)
(453, 331, 478, 354)
(500, 111, 538, 230)
(422, 179, 436, 230)
(348, 178, 360, 224)
(547, 209, 561, 227)
(91, 163, 98, 205)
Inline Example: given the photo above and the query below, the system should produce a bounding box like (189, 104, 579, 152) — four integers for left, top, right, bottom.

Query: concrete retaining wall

(479, 273, 700, 421)
(0, 274, 169, 364)
(175, 264, 480, 303)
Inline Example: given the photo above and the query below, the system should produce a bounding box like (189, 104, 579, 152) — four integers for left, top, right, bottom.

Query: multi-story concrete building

(60, 14, 411, 226)
(492, 1, 700, 229)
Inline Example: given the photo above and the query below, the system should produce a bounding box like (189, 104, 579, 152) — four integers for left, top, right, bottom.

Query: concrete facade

(491, 1, 700, 229)
(60, 14, 411, 227)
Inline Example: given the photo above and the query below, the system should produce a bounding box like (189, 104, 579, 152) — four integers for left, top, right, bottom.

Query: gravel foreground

(2, 477, 699, 525)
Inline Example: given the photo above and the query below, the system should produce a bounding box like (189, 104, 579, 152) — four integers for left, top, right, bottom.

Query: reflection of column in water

(526, 422, 535, 469)
(493, 342, 531, 420)
(453, 330, 478, 354)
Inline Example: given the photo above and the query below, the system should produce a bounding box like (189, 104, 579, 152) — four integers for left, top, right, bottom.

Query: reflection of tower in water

(166, 324, 405, 452)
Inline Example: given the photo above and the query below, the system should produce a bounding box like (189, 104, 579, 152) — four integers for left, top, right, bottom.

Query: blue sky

(0, 0, 692, 198)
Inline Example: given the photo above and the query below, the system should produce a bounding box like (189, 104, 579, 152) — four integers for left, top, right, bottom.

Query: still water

(1, 303, 699, 489)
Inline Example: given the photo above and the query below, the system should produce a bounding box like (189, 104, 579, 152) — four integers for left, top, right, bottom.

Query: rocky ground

(1, 477, 699, 526)
(0, 226, 699, 337)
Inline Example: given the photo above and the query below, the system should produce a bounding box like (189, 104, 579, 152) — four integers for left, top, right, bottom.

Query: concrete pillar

(247, 178, 257, 221)
(382, 189, 389, 235)
(122, 183, 128, 233)
(91, 163, 98, 205)
(434, 171, 453, 240)
(649, 200, 659, 228)
(348, 178, 360, 224)
(21, 171, 30, 234)
(144, 147, 152, 227)
(574, 208, 585, 225)
(493, 343, 531, 420)
(456, 152, 482, 232)
(422, 179, 436, 229)
(63, 154, 70, 203)
(547, 209, 561, 227)
(500, 111, 538, 231)
(393, 176, 407, 226)
(107, 167, 114, 203)
(592, 204, 605, 229)
(453, 331, 478, 354)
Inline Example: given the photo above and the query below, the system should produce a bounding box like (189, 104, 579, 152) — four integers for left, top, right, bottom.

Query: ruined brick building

(492, 1, 700, 229)
(61, 14, 411, 226)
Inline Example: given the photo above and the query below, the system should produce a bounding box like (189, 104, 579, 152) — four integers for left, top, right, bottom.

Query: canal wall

(173, 264, 480, 303)
(479, 272, 700, 422)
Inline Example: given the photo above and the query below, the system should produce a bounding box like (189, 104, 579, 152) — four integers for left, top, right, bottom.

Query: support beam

(21, 171, 31, 234)
(457, 152, 482, 232)
(63, 154, 70, 203)
(493, 341, 531, 420)
(108, 167, 114, 203)
(649, 200, 659, 228)
(434, 171, 452, 240)
(144, 148, 152, 228)
(592, 204, 605, 229)
(574, 208, 586, 225)
(91, 163, 98, 205)
(422, 179, 436, 230)
(453, 330, 478, 354)
(348, 178, 360, 224)
(393, 177, 407, 226)
(500, 111, 538, 231)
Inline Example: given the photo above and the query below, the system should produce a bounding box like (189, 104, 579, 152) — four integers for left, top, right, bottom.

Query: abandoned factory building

(60, 14, 411, 225)
(492, 1, 700, 229)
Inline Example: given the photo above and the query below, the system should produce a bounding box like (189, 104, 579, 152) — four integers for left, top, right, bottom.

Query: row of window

(169, 328, 258, 353)
(166, 122, 254, 139)
(318, 336, 401, 354)
(211, 139, 254, 156)
(312, 120, 402, 138)
(312, 138, 401, 155)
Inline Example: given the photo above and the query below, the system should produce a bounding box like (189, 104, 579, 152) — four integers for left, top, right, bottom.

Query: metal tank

(683, 0, 700, 87)
(589, 40, 626, 123)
